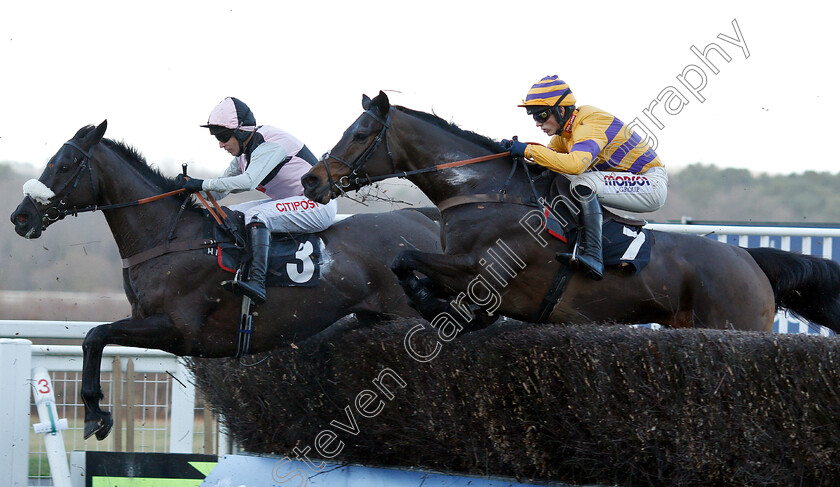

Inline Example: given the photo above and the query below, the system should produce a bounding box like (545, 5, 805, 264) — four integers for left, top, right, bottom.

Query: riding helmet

(519, 75, 576, 127)
(201, 97, 257, 143)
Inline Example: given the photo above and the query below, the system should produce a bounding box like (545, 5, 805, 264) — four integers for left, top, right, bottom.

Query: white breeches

(231, 196, 338, 233)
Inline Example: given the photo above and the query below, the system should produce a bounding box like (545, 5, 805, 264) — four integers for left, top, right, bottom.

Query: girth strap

(534, 263, 575, 323)
(122, 238, 219, 268)
(436, 193, 536, 213)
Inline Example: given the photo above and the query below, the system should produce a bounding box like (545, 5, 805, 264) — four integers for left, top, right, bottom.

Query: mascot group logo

(604, 174, 651, 186)
(603, 174, 653, 194)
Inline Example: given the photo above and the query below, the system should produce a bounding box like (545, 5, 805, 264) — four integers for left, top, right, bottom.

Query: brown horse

(301, 91, 840, 335)
(10, 121, 442, 441)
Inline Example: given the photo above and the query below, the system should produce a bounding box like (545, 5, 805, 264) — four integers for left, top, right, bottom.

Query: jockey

(502, 76, 667, 280)
(176, 97, 337, 303)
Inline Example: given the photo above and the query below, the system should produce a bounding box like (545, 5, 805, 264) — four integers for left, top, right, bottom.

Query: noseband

(319, 109, 396, 196)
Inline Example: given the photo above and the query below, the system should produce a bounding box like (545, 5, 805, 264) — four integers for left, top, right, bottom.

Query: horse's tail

(746, 247, 840, 332)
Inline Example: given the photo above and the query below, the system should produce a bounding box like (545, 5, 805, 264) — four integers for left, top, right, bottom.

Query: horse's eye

(58, 164, 71, 173)
(353, 132, 368, 142)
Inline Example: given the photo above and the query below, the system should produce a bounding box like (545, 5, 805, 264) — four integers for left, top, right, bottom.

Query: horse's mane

(392, 105, 560, 198)
(394, 106, 507, 154)
(74, 126, 182, 191)
(73, 125, 199, 208)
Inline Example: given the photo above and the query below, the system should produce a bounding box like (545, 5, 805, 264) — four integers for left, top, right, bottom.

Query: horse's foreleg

(391, 250, 498, 332)
(81, 323, 111, 440)
(81, 314, 184, 440)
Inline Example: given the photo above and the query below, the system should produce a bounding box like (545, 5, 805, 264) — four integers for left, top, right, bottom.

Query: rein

(40, 142, 190, 222)
(52, 188, 190, 218)
(336, 151, 512, 188)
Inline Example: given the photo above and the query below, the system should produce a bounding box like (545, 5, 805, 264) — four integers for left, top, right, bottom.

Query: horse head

(302, 91, 394, 203)
(11, 120, 108, 239)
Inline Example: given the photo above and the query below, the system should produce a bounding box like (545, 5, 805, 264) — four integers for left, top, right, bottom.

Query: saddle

(543, 183, 653, 274)
(206, 209, 322, 288)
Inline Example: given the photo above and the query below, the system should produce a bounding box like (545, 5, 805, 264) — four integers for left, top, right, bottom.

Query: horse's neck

(394, 122, 514, 205)
(397, 124, 535, 208)
(94, 151, 198, 259)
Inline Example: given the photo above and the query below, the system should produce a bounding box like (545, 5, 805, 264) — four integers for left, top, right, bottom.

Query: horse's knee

(82, 325, 108, 352)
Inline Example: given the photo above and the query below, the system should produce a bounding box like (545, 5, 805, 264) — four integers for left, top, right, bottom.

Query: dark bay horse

(302, 91, 840, 334)
(10, 121, 442, 441)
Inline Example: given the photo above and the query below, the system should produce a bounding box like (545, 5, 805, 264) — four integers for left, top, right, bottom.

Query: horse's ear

(371, 90, 390, 115)
(81, 120, 108, 150)
(362, 94, 372, 110)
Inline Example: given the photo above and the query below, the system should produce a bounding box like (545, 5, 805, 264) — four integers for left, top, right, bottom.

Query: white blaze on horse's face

(22, 179, 55, 205)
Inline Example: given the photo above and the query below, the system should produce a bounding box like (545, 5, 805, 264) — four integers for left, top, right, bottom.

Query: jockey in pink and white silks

(176, 97, 337, 304)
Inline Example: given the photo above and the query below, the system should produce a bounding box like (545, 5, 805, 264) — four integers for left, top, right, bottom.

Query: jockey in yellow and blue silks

(502, 75, 667, 280)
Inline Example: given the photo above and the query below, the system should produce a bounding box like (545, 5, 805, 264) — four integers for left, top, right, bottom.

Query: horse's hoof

(84, 413, 113, 441)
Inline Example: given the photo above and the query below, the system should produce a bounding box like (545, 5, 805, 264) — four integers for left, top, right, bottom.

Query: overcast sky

(1, 0, 837, 178)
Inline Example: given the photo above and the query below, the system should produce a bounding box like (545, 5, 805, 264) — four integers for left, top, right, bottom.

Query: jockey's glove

(175, 174, 205, 191)
(501, 138, 528, 158)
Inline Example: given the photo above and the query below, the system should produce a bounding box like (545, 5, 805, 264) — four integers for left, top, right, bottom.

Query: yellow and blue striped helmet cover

(518, 75, 577, 107)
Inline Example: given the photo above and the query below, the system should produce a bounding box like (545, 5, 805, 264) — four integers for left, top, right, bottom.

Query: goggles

(532, 109, 552, 123)
(214, 130, 235, 142)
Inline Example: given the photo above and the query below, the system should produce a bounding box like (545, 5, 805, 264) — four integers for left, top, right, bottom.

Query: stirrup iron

(221, 268, 245, 296)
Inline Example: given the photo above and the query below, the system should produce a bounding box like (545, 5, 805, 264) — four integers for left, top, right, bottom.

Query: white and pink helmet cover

(201, 97, 257, 132)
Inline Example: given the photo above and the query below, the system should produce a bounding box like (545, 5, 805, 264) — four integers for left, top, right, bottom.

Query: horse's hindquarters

(637, 232, 775, 331)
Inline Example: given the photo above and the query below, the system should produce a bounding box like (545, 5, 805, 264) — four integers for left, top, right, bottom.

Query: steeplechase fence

(1, 222, 839, 485)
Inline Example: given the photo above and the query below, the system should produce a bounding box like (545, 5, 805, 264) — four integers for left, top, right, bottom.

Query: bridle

(29, 141, 186, 229)
(34, 141, 101, 227)
(318, 109, 395, 197)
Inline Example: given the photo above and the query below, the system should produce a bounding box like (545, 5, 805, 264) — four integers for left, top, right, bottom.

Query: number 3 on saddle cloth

(205, 211, 321, 287)
(542, 208, 653, 274)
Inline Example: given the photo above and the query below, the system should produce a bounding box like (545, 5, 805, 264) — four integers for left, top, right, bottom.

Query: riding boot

(559, 194, 604, 281)
(223, 222, 270, 304)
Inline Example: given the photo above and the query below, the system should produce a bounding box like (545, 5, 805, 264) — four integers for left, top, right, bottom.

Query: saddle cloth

(601, 220, 652, 273)
(542, 208, 652, 274)
(204, 209, 322, 287)
(214, 235, 322, 287)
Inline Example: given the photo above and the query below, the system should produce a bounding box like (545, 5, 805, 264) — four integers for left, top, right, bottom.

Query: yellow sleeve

(526, 125, 607, 175)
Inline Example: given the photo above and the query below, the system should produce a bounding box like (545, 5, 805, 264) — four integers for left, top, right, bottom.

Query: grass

(28, 417, 216, 478)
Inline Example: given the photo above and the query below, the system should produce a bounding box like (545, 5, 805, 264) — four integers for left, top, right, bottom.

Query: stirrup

(557, 240, 580, 264)
(221, 268, 245, 296)
(222, 268, 267, 303)
(557, 242, 604, 281)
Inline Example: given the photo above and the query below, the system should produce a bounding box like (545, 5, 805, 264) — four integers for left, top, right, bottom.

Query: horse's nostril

(302, 175, 318, 189)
